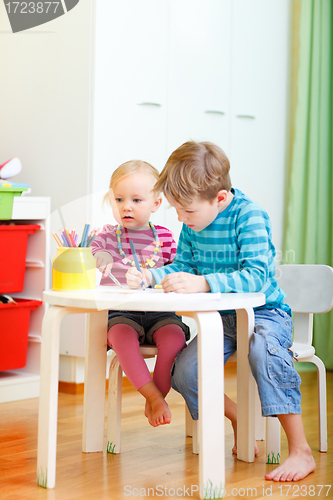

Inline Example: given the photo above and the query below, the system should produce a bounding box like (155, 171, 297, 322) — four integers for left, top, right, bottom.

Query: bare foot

(144, 400, 153, 423)
(145, 398, 171, 427)
(139, 381, 171, 427)
(265, 446, 315, 481)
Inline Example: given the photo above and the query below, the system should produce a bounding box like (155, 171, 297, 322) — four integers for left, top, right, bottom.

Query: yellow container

(52, 247, 96, 291)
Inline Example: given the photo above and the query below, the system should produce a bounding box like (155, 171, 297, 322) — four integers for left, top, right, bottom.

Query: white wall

(0, 1, 95, 383)
(0, 0, 93, 213)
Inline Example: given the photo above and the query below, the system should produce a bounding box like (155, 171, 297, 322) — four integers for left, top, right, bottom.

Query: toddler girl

(91, 160, 189, 427)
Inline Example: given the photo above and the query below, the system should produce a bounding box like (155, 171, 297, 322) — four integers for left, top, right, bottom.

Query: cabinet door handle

(205, 110, 225, 115)
(236, 114, 255, 119)
(136, 102, 162, 107)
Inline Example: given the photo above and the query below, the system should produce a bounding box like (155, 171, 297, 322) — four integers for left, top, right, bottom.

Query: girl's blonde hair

(154, 141, 231, 205)
(103, 160, 160, 205)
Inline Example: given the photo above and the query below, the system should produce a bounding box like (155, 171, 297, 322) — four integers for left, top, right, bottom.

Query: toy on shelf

(0, 157, 30, 219)
(0, 294, 17, 304)
(0, 157, 22, 179)
(0, 181, 29, 219)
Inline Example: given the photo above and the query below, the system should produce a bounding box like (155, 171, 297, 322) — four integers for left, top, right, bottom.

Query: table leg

(195, 311, 225, 500)
(37, 305, 70, 488)
(236, 307, 256, 462)
(82, 310, 108, 452)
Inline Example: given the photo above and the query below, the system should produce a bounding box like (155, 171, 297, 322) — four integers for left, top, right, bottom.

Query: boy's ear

(151, 196, 163, 213)
(216, 190, 228, 206)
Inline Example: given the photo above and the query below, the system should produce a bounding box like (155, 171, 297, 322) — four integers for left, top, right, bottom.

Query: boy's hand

(94, 251, 114, 277)
(126, 267, 154, 289)
(161, 272, 211, 293)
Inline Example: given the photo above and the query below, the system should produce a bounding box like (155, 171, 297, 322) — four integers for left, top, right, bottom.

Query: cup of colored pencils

(52, 223, 99, 248)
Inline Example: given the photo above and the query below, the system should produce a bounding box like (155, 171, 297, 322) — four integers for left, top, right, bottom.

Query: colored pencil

(61, 233, 69, 247)
(66, 229, 76, 247)
(62, 230, 72, 247)
(79, 223, 90, 247)
(108, 272, 123, 288)
(52, 232, 63, 247)
(129, 239, 145, 290)
(54, 224, 99, 247)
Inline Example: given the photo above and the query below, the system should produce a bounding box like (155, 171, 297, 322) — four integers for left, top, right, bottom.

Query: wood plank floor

(0, 369, 332, 499)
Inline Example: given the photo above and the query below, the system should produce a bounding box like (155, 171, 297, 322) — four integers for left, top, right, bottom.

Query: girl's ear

(216, 190, 228, 206)
(151, 196, 162, 213)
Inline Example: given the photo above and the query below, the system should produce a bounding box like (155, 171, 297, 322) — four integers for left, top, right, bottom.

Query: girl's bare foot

(265, 446, 315, 481)
(139, 381, 171, 427)
(144, 400, 153, 422)
(145, 398, 171, 427)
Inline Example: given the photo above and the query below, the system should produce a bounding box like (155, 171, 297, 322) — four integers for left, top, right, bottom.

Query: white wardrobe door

(167, 0, 232, 155)
(229, 0, 290, 250)
(165, 0, 232, 238)
(92, 0, 169, 227)
(92, 0, 168, 196)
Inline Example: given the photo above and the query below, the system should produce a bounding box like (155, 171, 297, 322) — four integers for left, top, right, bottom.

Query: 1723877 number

(278, 485, 331, 497)
(5, 2, 60, 14)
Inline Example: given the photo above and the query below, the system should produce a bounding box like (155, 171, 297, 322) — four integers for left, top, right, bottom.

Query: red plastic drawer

(0, 224, 40, 293)
(0, 298, 42, 371)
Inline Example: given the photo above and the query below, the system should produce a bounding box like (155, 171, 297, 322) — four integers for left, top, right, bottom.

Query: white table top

(43, 286, 266, 312)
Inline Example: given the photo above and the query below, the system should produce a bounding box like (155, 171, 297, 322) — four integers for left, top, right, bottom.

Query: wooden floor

(0, 369, 332, 500)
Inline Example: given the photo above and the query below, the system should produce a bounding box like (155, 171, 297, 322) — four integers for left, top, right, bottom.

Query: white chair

(106, 345, 151, 454)
(107, 345, 199, 454)
(275, 264, 333, 452)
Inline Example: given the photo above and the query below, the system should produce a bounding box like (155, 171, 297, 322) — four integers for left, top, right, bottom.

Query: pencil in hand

(129, 239, 145, 290)
(108, 272, 123, 288)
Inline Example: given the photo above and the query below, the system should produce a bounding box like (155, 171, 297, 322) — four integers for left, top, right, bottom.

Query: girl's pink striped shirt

(91, 224, 177, 285)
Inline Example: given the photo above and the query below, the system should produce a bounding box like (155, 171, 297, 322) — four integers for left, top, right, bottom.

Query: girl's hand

(94, 251, 114, 277)
(126, 267, 154, 289)
(161, 272, 211, 293)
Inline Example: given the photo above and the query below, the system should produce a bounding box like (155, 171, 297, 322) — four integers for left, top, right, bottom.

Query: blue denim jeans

(171, 308, 302, 420)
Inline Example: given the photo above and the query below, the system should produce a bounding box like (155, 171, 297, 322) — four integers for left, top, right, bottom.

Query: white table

(37, 287, 265, 498)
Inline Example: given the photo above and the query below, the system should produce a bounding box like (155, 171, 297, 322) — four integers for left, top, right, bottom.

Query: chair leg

(106, 352, 123, 454)
(185, 404, 193, 437)
(192, 419, 199, 454)
(185, 404, 199, 454)
(254, 385, 265, 441)
(266, 417, 281, 464)
(311, 355, 328, 452)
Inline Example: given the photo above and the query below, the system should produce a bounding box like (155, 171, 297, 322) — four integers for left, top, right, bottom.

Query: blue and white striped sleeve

(150, 227, 197, 284)
(205, 206, 271, 293)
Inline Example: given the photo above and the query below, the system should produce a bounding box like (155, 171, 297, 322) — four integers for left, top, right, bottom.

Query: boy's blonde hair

(104, 160, 160, 205)
(154, 141, 231, 205)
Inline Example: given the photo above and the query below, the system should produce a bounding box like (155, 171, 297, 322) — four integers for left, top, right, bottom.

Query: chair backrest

(276, 264, 333, 314)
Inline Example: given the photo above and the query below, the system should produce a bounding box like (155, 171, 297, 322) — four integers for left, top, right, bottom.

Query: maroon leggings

(107, 323, 186, 393)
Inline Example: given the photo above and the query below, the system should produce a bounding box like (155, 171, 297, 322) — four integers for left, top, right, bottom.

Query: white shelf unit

(0, 196, 51, 403)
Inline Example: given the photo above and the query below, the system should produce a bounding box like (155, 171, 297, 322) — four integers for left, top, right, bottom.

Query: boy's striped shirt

(150, 188, 290, 314)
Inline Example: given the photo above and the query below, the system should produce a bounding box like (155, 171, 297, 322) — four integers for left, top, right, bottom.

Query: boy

(126, 141, 315, 482)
